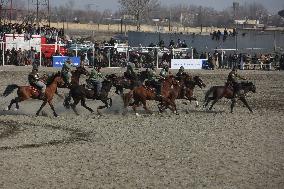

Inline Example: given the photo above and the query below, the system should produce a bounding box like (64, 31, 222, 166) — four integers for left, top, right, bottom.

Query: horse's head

(193, 76, 206, 89)
(165, 75, 179, 86)
(105, 74, 119, 85)
(76, 65, 89, 76)
(242, 81, 256, 93)
(53, 72, 65, 87)
(102, 79, 113, 92)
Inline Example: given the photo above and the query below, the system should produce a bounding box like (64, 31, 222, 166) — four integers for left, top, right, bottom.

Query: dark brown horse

(63, 79, 113, 115)
(3, 73, 65, 117)
(159, 75, 206, 113)
(203, 81, 256, 113)
(122, 75, 178, 115)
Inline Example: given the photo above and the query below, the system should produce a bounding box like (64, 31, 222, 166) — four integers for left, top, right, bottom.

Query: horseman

(145, 65, 163, 97)
(124, 62, 137, 80)
(28, 64, 46, 100)
(61, 58, 74, 87)
(87, 66, 105, 98)
(159, 65, 171, 79)
(227, 66, 247, 98)
(176, 66, 188, 81)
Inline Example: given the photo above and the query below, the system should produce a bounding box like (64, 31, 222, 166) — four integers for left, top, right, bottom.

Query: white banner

(5, 34, 41, 51)
(171, 59, 207, 69)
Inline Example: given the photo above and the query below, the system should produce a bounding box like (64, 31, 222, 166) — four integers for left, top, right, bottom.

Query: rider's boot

(96, 91, 101, 99)
(155, 88, 162, 99)
(39, 91, 46, 100)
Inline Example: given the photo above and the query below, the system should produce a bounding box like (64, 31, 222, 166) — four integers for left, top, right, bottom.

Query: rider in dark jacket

(28, 65, 46, 99)
(227, 66, 246, 98)
(176, 66, 188, 81)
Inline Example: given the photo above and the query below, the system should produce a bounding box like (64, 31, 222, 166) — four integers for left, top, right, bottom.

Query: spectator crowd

(0, 23, 64, 43)
(1, 30, 284, 70)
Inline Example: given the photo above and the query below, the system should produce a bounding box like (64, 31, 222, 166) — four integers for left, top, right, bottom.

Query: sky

(49, 0, 284, 14)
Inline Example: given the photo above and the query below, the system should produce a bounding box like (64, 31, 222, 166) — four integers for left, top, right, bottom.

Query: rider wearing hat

(28, 65, 46, 99)
(176, 66, 187, 81)
(227, 66, 247, 98)
(61, 58, 74, 87)
(159, 65, 170, 79)
(145, 65, 163, 97)
(124, 62, 137, 80)
(87, 66, 105, 99)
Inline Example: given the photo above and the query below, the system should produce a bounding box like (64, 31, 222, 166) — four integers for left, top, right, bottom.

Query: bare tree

(118, 0, 159, 30)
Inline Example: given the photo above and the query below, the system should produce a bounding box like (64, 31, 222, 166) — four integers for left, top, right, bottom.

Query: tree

(118, 0, 159, 31)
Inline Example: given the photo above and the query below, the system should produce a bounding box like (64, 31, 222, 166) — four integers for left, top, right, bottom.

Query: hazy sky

(49, 0, 284, 14)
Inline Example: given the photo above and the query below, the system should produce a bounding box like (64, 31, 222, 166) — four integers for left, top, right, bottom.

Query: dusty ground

(0, 66, 283, 189)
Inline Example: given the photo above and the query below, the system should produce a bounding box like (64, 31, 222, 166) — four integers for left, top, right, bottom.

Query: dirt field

(0, 66, 283, 189)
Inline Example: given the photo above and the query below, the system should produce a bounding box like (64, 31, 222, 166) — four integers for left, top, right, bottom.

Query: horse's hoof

(135, 113, 140, 117)
(4, 107, 9, 111)
(13, 108, 18, 111)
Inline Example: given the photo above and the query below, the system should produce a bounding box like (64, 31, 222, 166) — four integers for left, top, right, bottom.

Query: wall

(128, 29, 284, 53)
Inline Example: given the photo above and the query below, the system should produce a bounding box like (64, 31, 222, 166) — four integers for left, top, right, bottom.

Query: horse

(3, 72, 65, 117)
(63, 79, 113, 115)
(122, 75, 178, 115)
(158, 75, 206, 113)
(107, 70, 149, 95)
(203, 81, 256, 113)
(69, 65, 89, 86)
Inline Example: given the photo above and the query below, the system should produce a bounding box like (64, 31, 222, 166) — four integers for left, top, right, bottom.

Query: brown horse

(159, 75, 206, 113)
(123, 75, 178, 115)
(203, 81, 256, 113)
(3, 73, 65, 117)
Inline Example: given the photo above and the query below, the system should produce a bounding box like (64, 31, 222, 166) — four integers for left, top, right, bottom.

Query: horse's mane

(46, 72, 61, 85)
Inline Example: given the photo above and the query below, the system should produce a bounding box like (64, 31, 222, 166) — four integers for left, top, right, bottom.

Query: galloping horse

(108, 70, 149, 94)
(63, 79, 113, 115)
(122, 75, 178, 115)
(3, 72, 65, 117)
(203, 81, 256, 113)
(159, 75, 206, 113)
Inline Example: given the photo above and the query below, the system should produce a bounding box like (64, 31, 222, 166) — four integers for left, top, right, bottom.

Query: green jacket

(147, 69, 159, 81)
(159, 68, 169, 78)
(89, 69, 104, 82)
(61, 62, 73, 73)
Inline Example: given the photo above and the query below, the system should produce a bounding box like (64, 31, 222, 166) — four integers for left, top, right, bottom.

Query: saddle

(86, 81, 95, 90)
(29, 85, 41, 97)
(143, 85, 156, 93)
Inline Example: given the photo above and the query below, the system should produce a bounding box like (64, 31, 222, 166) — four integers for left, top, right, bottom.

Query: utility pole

(47, 0, 50, 27)
(9, 0, 12, 22)
(137, 0, 141, 31)
(168, 9, 171, 31)
(30, 0, 48, 27)
(36, 0, 39, 28)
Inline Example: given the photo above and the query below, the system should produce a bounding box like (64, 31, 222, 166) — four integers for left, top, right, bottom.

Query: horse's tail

(122, 90, 133, 108)
(3, 84, 19, 97)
